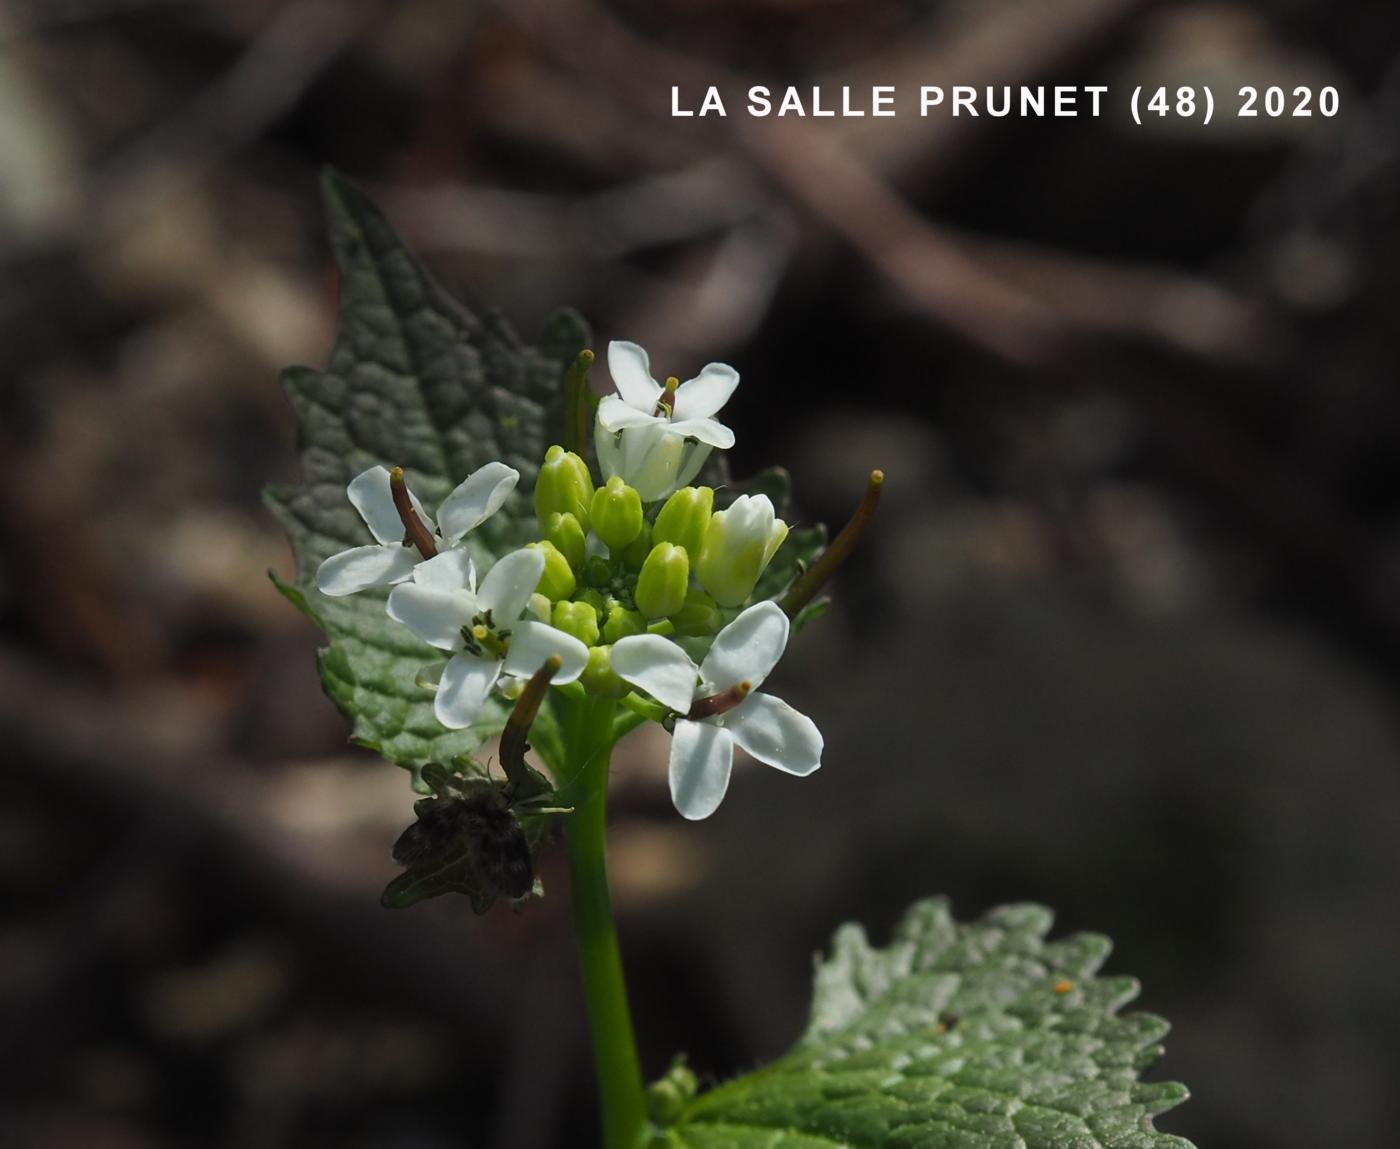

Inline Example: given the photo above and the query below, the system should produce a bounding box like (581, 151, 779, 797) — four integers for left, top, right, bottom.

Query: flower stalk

(560, 696, 649, 1149)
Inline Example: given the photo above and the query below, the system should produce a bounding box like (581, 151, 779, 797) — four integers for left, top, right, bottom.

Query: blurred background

(2, 0, 1399, 1146)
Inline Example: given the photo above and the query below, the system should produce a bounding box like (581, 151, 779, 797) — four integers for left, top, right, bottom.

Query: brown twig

(782, 470, 885, 618)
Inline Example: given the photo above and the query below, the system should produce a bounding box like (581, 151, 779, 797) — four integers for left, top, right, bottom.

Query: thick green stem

(562, 697, 649, 1149)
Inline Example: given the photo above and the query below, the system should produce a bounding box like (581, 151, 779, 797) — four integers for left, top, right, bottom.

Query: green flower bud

(635, 542, 689, 619)
(544, 510, 587, 572)
(671, 588, 722, 636)
(695, 494, 788, 607)
(590, 476, 644, 551)
(581, 644, 628, 698)
(602, 601, 647, 643)
(551, 599, 600, 647)
(653, 485, 713, 558)
(582, 554, 613, 588)
(576, 587, 608, 616)
(528, 540, 576, 601)
(527, 592, 552, 622)
(647, 1058, 699, 1126)
(535, 444, 593, 531)
(621, 521, 652, 571)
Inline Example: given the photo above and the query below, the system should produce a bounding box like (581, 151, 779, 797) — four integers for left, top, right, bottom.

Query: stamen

(467, 618, 510, 660)
(780, 469, 884, 618)
(687, 680, 752, 721)
(389, 466, 438, 559)
(500, 655, 562, 797)
(654, 376, 680, 418)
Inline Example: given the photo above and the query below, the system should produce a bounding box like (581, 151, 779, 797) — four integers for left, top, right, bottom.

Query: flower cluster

(316, 341, 823, 819)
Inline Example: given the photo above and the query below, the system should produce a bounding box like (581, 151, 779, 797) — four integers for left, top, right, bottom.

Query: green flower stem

(561, 695, 649, 1149)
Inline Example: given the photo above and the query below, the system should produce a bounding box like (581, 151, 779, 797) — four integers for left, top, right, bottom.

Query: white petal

(672, 442, 713, 491)
(316, 544, 416, 596)
(610, 635, 699, 712)
(668, 417, 735, 450)
(673, 362, 739, 421)
(386, 584, 476, 650)
(476, 547, 547, 622)
(669, 720, 734, 820)
(763, 520, 789, 566)
(625, 426, 686, 502)
(502, 620, 590, 684)
(412, 547, 476, 591)
(607, 340, 662, 410)
(435, 652, 502, 729)
(597, 394, 663, 433)
(348, 465, 433, 545)
(595, 421, 625, 483)
(726, 692, 823, 777)
(437, 461, 520, 542)
(700, 601, 790, 692)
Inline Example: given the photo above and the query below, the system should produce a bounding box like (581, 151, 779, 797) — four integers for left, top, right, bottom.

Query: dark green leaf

(264, 169, 588, 770)
(668, 899, 1193, 1149)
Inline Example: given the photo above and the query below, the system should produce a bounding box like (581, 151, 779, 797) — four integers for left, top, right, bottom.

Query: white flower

(595, 340, 738, 502)
(316, 462, 519, 597)
(610, 601, 822, 819)
(386, 547, 589, 729)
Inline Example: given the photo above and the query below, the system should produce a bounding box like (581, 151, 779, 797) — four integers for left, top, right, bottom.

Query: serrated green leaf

(668, 900, 1193, 1149)
(264, 169, 589, 770)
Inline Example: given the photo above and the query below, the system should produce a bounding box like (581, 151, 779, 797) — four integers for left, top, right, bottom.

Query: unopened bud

(653, 486, 713, 559)
(528, 540, 576, 601)
(544, 510, 587, 572)
(590, 476, 644, 551)
(582, 554, 613, 588)
(602, 601, 647, 643)
(610, 522, 644, 572)
(551, 599, 600, 647)
(581, 644, 628, 697)
(576, 587, 608, 616)
(695, 494, 788, 607)
(535, 445, 593, 531)
(648, 1057, 699, 1126)
(671, 588, 722, 636)
(635, 542, 689, 619)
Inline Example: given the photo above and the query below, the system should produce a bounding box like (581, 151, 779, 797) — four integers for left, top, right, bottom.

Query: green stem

(562, 696, 649, 1149)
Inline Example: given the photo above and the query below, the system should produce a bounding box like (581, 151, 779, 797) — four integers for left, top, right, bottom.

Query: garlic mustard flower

(316, 462, 520, 597)
(610, 601, 822, 820)
(386, 547, 589, 729)
(595, 341, 738, 502)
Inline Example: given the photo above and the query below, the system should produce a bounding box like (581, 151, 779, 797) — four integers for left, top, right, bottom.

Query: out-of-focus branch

(826, 0, 1148, 183)
(383, 157, 767, 259)
(0, 0, 381, 256)
(497, 0, 1275, 366)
